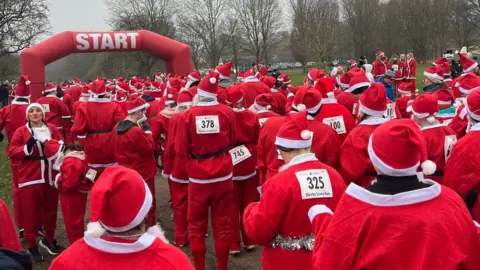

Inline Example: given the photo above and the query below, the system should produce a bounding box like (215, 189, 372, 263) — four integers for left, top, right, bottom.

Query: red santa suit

(0, 198, 22, 251)
(8, 106, 64, 249)
(113, 98, 157, 226)
(405, 57, 417, 86)
(37, 85, 73, 144)
(336, 91, 359, 117)
(372, 56, 388, 79)
(244, 112, 346, 270)
(225, 86, 260, 252)
(49, 166, 193, 270)
(339, 83, 389, 187)
(314, 97, 355, 143)
(174, 73, 235, 270)
(61, 92, 74, 115)
(237, 71, 271, 109)
(64, 84, 83, 102)
(71, 80, 124, 179)
(54, 150, 91, 244)
(153, 87, 178, 157)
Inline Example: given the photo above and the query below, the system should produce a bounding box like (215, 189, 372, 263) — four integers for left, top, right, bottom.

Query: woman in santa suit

(8, 103, 65, 262)
(243, 111, 346, 270)
(309, 119, 479, 269)
(339, 83, 389, 187)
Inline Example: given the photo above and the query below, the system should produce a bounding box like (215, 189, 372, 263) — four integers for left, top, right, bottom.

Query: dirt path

(26, 175, 262, 270)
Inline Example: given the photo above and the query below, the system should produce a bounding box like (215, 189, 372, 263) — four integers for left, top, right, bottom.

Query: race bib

(42, 104, 50, 113)
(258, 118, 268, 127)
(229, 145, 252, 165)
(195, 115, 220, 134)
(384, 103, 396, 119)
(444, 135, 457, 161)
(295, 169, 333, 200)
(85, 169, 97, 183)
(323, 116, 346, 135)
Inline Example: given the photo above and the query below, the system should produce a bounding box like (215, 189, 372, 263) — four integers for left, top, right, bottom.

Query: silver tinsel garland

(270, 234, 314, 251)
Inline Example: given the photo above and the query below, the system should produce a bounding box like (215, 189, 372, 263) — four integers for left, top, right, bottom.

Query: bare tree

(104, 0, 176, 75)
(233, 0, 283, 64)
(0, 0, 50, 59)
(178, 0, 233, 67)
(177, 30, 205, 70)
(450, 0, 477, 48)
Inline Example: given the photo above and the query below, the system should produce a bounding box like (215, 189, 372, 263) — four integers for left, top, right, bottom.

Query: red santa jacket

(71, 98, 124, 167)
(163, 113, 188, 182)
(314, 103, 355, 143)
(61, 94, 74, 116)
(8, 123, 63, 187)
(113, 100, 128, 118)
(339, 117, 388, 187)
(0, 199, 22, 251)
(237, 80, 271, 109)
(243, 153, 346, 270)
(256, 110, 280, 127)
(113, 120, 157, 181)
(404, 58, 417, 80)
(175, 100, 236, 182)
(65, 85, 83, 102)
(444, 124, 480, 220)
(372, 59, 388, 79)
(335, 92, 359, 117)
(37, 94, 73, 143)
(395, 96, 414, 118)
(0, 100, 28, 141)
(448, 104, 468, 139)
(230, 108, 260, 180)
(49, 229, 193, 270)
(270, 91, 287, 115)
(154, 107, 176, 156)
(55, 151, 92, 193)
(421, 123, 456, 184)
(311, 182, 479, 269)
(384, 100, 403, 120)
(398, 61, 407, 79)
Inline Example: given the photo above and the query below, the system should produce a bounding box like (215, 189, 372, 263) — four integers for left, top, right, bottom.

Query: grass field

(0, 141, 11, 204)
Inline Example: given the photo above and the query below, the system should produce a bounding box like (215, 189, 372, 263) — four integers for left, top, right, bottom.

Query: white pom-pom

(84, 222, 106, 238)
(297, 103, 306, 111)
(25, 80, 31, 85)
(209, 77, 217, 84)
(406, 106, 412, 113)
(168, 94, 173, 98)
(415, 89, 419, 93)
(266, 105, 271, 110)
(426, 116, 436, 124)
(301, 130, 312, 140)
(421, 160, 437, 176)
(147, 225, 169, 244)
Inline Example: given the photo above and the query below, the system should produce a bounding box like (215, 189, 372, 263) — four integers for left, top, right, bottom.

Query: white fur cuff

(308, 205, 333, 222)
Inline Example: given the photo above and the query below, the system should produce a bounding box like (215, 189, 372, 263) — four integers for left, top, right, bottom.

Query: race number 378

(196, 115, 220, 134)
(295, 169, 333, 199)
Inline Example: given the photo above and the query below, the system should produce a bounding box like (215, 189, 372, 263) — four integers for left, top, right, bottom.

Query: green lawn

(0, 140, 12, 205)
(286, 64, 429, 91)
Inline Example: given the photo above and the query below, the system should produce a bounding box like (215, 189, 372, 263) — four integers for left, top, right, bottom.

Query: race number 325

(196, 115, 220, 134)
(295, 169, 333, 199)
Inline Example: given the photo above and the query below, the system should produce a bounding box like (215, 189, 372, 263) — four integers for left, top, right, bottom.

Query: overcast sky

(42, 0, 111, 41)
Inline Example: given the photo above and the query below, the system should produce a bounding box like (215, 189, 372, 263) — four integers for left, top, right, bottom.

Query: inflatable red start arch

(21, 30, 193, 101)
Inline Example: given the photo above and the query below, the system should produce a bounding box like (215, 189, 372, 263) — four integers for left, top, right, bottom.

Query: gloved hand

(0, 133, 4, 143)
(26, 136, 37, 154)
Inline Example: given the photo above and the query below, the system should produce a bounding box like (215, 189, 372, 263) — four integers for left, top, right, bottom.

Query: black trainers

(39, 238, 64, 256)
(28, 247, 44, 262)
(18, 228, 24, 239)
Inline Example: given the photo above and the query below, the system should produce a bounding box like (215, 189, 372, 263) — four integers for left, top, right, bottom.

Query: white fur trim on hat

(464, 62, 478, 73)
(465, 101, 480, 121)
(177, 101, 193, 107)
(347, 82, 371, 93)
(44, 87, 57, 93)
(275, 135, 313, 149)
(26, 103, 45, 119)
(127, 102, 150, 115)
(359, 102, 386, 118)
(459, 85, 480, 95)
(197, 88, 217, 99)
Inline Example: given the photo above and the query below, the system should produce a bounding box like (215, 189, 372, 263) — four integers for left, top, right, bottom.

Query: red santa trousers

(146, 179, 156, 227)
(188, 179, 233, 270)
(10, 162, 23, 228)
(59, 190, 87, 244)
(168, 180, 189, 246)
(231, 175, 259, 249)
(19, 183, 58, 248)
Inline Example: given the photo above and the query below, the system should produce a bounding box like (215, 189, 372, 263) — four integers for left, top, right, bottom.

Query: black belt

(190, 148, 229, 160)
(87, 129, 112, 135)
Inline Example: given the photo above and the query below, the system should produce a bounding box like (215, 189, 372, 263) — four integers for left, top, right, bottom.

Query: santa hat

(377, 51, 385, 57)
(275, 111, 313, 149)
(73, 78, 81, 85)
(307, 69, 325, 82)
(337, 73, 351, 90)
(43, 83, 57, 94)
(254, 93, 275, 111)
(91, 79, 106, 96)
(433, 57, 448, 66)
(435, 89, 455, 106)
(127, 97, 149, 114)
(134, 82, 144, 93)
(215, 62, 232, 79)
(359, 83, 387, 117)
(409, 93, 439, 123)
(258, 66, 268, 77)
(368, 119, 437, 176)
(292, 86, 322, 114)
(26, 103, 45, 119)
(423, 65, 444, 83)
(347, 71, 371, 93)
(144, 78, 152, 89)
(260, 76, 276, 89)
(459, 53, 478, 73)
(151, 80, 161, 90)
(154, 72, 163, 81)
(237, 71, 244, 81)
(167, 78, 182, 91)
(197, 71, 219, 98)
(458, 73, 480, 95)
(116, 82, 130, 93)
(440, 62, 451, 77)
(243, 70, 258, 82)
(81, 85, 91, 97)
(164, 87, 178, 105)
(277, 74, 291, 84)
(315, 77, 336, 99)
(465, 89, 480, 121)
(176, 91, 194, 107)
(398, 81, 416, 96)
(85, 166, 153, 238)
(350, 60, 358, 68)
(188, 71, 201, 82)
(114, 90, 127, 102)
(226, 85, 244, 108)
(15, 75, 31, 98)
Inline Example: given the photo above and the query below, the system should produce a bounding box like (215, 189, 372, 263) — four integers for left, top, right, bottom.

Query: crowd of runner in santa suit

(0, 50, 480, 269)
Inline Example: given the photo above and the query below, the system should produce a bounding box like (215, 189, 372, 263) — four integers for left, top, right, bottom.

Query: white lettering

(75, 34, 90, 51)
(126, 32, 139, 49)
(114, 33, 128, 49)
(89, 33, 102, 50)
(100, 34, 115, 50)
